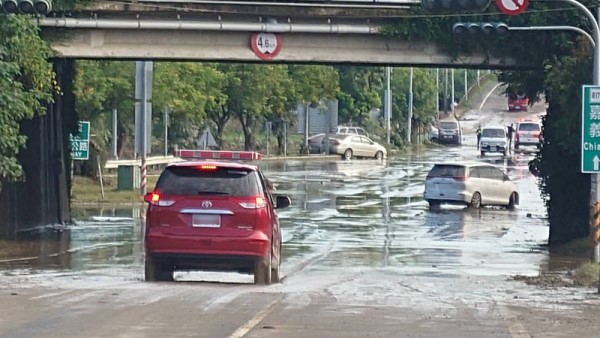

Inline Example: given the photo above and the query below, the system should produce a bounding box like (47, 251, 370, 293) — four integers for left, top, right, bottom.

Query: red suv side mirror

(275, 195, 291, 209)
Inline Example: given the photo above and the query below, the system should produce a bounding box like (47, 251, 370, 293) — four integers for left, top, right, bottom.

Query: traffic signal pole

(508, 26, 594, 47)
(552, 0, 600, 290)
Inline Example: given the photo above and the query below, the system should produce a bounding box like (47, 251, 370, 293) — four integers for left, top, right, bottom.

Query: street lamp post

(464, 70, 468, 101)
(451, 69, 455, 114)
(436, 68, 440, 120)
(408, 67, 414, 143)
(385, 66, 392, 145)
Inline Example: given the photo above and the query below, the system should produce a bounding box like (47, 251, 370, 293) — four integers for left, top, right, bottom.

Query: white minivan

(423, 162, 519, 209)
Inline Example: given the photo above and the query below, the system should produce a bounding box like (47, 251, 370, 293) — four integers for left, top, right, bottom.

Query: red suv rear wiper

(197, 191, 230, 195)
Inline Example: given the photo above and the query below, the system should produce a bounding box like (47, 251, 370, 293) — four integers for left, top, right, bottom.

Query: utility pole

(284, 122, 288, 157)
(477, 70, 481, 87)
(303, 103, 309, 153)
(135, 61, 153, 196)
(444, 68, 449, 117)
(451, 69, 455, 114)
(436, 68, 440, 120)
(464, 70, 468, 101)
(385, 66, 392, 145)
(408, 67, 413, 143)
(163, 107, 169, 157)
(112, 108, 118, 160)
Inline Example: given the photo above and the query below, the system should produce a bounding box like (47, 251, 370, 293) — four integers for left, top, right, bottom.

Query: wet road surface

(1, 86, 600, 337)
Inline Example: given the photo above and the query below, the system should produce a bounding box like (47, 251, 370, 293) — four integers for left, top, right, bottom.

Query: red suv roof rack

(174, 149, 262, 161)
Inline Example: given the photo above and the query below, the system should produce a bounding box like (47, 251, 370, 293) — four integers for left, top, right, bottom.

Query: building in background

(296, 100, 339, 135)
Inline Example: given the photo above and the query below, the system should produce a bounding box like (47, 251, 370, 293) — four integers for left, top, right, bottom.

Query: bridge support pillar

(0, 58, 75, 238)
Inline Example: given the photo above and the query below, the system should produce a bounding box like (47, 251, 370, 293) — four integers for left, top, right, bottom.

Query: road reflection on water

(0, 147, 559, 283)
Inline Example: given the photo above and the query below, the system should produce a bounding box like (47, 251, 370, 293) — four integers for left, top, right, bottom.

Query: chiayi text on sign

(581, 86, 600, 172)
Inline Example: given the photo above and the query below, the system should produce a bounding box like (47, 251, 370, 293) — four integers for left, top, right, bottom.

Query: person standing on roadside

(476, 125, 482, 150)
(506, 124, 515, 151)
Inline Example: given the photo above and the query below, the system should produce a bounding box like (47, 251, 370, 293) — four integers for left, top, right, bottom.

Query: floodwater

(0, 139, 557, 285)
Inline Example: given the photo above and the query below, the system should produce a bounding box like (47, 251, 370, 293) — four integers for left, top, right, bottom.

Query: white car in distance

(424, 162, 519, 209)
(480, 126, 508, 157)
(515, 120, 542, 150)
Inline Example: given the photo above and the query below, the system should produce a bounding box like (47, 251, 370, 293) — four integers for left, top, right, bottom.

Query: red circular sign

(250, 33, 282, 60)
(496, 0, 529, 16)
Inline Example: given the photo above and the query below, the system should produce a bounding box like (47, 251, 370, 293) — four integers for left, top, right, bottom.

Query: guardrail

(104, 156, 183, 170)
(104, 153, 341, 170)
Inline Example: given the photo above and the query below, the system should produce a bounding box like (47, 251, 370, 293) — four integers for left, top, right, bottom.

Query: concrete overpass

(36, 0, 520, 68)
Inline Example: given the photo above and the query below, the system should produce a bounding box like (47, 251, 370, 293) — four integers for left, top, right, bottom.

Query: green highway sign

(70, 121, 90, 160)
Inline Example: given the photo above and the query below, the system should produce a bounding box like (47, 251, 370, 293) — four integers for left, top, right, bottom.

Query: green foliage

(53, 0, 92, 11)
(530, 52, 592, 244)
(337, 66, 384, 125)
(289, 64, 340, 105)
(154, 62, 227, 148)
(0, 16, 54, 188)
(390, 68, 437, 143)
(263, 65, 297, 154)
(73, 60, 134, 177)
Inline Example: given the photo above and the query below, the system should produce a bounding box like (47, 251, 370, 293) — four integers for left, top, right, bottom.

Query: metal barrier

(104, 156, 183, 170)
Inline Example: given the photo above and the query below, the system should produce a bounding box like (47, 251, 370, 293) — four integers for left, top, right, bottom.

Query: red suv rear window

(155, 166, 262, 196)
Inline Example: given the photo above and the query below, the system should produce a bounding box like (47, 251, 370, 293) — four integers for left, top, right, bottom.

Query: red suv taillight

(143, 192, 176, 207)
(238, 196, 267, 209)
(453, 176, 468, 182)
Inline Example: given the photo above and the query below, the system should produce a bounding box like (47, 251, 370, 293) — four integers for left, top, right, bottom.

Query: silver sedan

(324, 134, 387, 160)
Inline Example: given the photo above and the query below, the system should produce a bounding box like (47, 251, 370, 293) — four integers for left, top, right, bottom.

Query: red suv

(143, 155, 290, 284)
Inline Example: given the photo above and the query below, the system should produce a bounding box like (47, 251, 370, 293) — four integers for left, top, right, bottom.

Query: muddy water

(0, 142, 556, 283)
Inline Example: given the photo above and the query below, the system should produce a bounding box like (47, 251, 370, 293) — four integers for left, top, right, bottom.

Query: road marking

(228, 297, 282, 338)
(479, 83, 503, 110)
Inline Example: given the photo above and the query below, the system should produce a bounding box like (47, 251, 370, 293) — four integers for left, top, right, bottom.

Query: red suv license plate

(192, 214, 221, 228)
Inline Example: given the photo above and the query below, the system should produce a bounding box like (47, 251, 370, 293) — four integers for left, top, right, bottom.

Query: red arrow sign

(496, 0, 529, 16)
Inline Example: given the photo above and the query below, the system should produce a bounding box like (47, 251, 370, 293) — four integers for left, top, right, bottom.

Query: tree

(337, 66, 384, 125)
(289, 65, 340, 107)
(231, 64, 275, 151)
(207, 64, 239, 147)
(154, 62, 227, 149)
(263, 66, 296, 154)
(0, 15, 54, 189)
(530, 50, 593, 243)
(390, 68, 437, 144)
(289, 65, 340, 152)
(74, 60, 134, 177)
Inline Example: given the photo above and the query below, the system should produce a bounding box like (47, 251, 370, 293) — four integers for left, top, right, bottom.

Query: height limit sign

(250, 33, 282, 60)
(581, 86, 600, 173)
